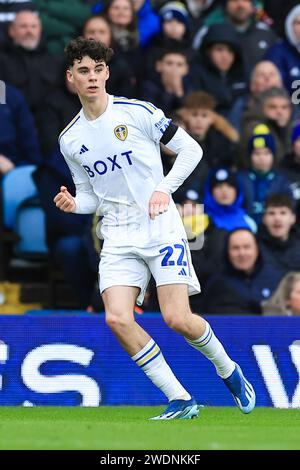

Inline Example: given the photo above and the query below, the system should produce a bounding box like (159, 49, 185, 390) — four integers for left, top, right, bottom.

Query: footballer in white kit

(59, 94, 201, 305)
(55, 38, 256, 420)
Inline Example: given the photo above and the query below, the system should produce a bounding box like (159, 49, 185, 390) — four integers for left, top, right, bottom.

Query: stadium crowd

(1, 0, 300, 315)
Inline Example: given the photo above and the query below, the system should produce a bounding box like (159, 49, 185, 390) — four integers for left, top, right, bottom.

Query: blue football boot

(149, 397, 200, 420)
(223, 363, 256, 414)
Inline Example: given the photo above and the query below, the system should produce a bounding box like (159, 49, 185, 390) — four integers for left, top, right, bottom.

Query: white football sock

(131, 338, 191, 402)
(185, 320, 235, 379)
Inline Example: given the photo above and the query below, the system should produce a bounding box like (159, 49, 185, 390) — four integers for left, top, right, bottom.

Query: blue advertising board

(0, 315, 299, 408)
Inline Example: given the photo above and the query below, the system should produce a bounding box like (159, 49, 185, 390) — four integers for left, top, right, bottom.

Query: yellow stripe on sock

(136, 345, 160, 367)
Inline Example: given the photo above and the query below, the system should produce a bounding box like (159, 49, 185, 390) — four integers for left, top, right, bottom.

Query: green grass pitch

(0, 406, 299, 450)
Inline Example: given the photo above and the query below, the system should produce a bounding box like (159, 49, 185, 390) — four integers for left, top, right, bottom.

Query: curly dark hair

(64, 37, 114, 68)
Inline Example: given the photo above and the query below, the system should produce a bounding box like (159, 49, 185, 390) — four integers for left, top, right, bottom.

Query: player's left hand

(149, 191, 170, 220)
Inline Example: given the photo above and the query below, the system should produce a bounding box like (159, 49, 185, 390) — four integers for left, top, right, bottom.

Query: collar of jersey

(81, 93, 113, 124)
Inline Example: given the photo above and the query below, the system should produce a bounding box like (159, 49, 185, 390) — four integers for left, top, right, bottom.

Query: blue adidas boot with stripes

(149, 397, 200, 420)
(223, 363, 256, 414)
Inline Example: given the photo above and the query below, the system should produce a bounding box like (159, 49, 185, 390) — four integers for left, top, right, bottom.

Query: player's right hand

(53, 186, 76, 213)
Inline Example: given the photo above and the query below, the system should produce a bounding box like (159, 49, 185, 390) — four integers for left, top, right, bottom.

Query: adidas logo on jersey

(79, 145, 89, 154)
(178, 268, 187, 276)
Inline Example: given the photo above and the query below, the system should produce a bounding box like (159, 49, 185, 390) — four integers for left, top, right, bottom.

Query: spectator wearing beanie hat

(143, 1, 193, 79)
(280, 122, 300, 222)
(159, 2, 190, 30)
(238, 126, 293, 224)
(203, 168, 257, 232)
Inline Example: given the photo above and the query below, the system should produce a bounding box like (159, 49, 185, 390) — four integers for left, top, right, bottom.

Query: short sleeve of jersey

(60, 137, 90, 185)
(133, 102, 172, 143)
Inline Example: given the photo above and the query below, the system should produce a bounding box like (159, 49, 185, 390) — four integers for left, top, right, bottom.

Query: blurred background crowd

(1, 0, 300, 317)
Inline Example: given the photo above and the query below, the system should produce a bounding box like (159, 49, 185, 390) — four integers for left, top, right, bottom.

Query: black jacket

(202, 251, 283, 315)
(141, 72, 197, 116)
(259, 225, 300, 273)
(192, 24, 248, 117)
(36, 86, 81, 157)
(0, 40, 63, 115)
(236, 20, 277, 73)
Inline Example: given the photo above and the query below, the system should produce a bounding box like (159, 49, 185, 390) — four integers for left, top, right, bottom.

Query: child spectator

(204, 168, 257, 232)
(141, 48, 195, 115)
(239, 128, 293, 224)
(143, 1, 192, 79)
(180, 90, 238, 169)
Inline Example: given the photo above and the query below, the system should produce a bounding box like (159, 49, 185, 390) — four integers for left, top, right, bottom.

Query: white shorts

(99, 238, 201, 306)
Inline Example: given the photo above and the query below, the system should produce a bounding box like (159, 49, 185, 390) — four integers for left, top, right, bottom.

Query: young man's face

(83, 17, 112, 46)
(156, 53, 188, 78)
(208, 43, 235, 72)
(263, 206, 296, 240)
(67, 56, 109, 101)
(263, 96, 292, 127)
(228, 230, 259, 273)
(251, 148, 273, 172)
(226, 0, 253, 24)
(212, 183, 237, 205)
(184, 108, 213, 137)
(162, 19, 186, 40)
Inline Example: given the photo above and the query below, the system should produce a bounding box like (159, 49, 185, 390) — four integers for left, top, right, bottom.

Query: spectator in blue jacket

(204, 167, 257, 232)
(0, 83, 41, 175)
(202, 228, 284, 315)
(134, 0, 160, 47)
(265, 4, 300, 95)
(239, 128, 293, 224)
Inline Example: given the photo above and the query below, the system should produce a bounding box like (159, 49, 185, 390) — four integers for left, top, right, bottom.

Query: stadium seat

(0, 165, 48, 280)
(2, 165, 38, 230)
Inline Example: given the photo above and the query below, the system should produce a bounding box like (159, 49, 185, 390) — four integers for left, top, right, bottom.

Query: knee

(105, 310, 133, 332)
(163, 310, 190, 333)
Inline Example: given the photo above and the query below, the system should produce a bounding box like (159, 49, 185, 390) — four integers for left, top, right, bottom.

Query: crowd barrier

(0, 314, 299, 408)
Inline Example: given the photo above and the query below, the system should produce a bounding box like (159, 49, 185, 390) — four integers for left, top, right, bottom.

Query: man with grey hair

(239, 87, 293, 166)
(0, 10, 62, 119)
(0, 0, 36, 47)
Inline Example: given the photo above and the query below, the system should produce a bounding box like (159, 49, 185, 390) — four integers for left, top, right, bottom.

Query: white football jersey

(59, 94, 186, 247)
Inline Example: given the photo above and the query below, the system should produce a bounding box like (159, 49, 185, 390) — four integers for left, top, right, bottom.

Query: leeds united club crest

(114, 125, 128, 141)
